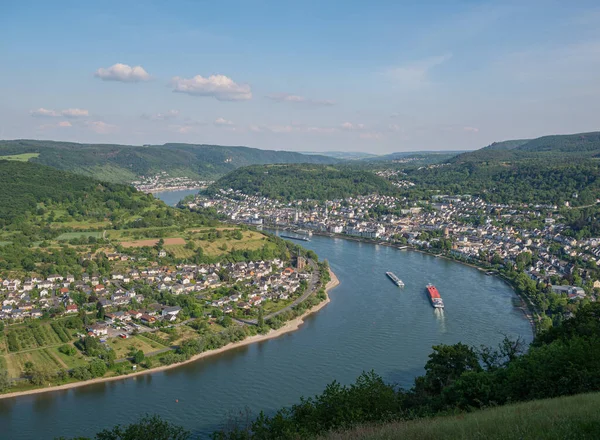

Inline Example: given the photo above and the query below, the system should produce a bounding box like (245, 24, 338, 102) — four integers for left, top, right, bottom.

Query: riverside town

(3, 1, 600, 438)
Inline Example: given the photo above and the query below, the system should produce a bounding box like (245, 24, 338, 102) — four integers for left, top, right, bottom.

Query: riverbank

(0, 270, 340, 401)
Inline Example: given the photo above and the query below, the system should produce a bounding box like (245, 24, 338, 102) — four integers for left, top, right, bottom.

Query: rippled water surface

(0, 219, 532, 439)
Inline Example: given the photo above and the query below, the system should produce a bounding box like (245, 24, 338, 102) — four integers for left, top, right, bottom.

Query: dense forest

(0, 160, 148, 223)
(402, 160, 600, 206)
(0, 140, 338, 183)
(207, 164, 398, 201)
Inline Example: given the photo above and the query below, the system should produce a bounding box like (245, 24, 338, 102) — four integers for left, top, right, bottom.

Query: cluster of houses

(191, 191, 600, 304)
(0, 258, 310, 324)
(131, 172, 212, 193)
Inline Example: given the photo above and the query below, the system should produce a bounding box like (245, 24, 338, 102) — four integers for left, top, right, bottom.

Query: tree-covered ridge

(0, 140, 339, 183)
(450, 131, 600, 164)
(0, 160, 149, 223)
(404, 160, 600, 206)
(207, 164, 398, 201)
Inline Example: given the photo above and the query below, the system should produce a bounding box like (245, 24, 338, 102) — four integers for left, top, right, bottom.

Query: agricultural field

(165, 244, 195, 259)
(120, 237, 186, 248)
(0, 153, 40, 162)
(5, 323, 64, 352)
(4, 321, 78, 354)
(4, 348, 67, 378)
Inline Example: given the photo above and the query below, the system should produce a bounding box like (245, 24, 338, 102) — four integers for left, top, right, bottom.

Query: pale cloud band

(95, 63, 151, 82)
(266, 93, 335, 106)
(30, 108, 89, 118)
(171, 74, 252, 101)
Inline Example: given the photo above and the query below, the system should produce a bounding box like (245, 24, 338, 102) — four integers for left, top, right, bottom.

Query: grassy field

(0, 153, 40, 162)
(165, 244, 195, 259)
(106, 334, 167, 359)
(56, 231, 104, 240)
(324, 392, 600, 440)
(197, 230, 272, 257)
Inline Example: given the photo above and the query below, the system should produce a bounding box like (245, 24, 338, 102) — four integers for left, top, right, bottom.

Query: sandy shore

(0, 269, 340, 401)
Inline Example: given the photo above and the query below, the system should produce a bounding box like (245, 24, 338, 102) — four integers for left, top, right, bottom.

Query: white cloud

(85, 121, 117, 134)
(142, 110, 180, 120)
(31, 108, 89, 118)
(31, 108, 59, 117)
(95, 63, 151, 82)
(463, 126, 479, 133)
(37, 120, 72, 130)
(214, 117, 234, 126)
(340, 122, 366, 131)
(171, 74, 252, 101)
(387, 53, 452, 89)
(360, 132, 384, 140)
(61, 108, 89, 118)
(266, 93, 335, 106)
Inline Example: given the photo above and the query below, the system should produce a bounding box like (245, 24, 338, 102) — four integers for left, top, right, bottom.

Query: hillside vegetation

(324, 392, 600, 440)
(209, 303, 600, 439)
(0, 140, 338, 183)
(208, 164, 398, 201)
(393, 132, 600, 206)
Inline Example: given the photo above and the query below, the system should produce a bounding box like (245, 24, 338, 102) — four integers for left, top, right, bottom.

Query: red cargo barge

(426, 284, 445, 308)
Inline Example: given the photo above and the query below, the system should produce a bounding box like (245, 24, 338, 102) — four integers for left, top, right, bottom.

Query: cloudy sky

(2, 0, 600, 153)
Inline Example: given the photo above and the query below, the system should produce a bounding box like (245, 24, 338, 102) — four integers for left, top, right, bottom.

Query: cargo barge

(426, 284, 444, 308)
(386, 272, 405, 287)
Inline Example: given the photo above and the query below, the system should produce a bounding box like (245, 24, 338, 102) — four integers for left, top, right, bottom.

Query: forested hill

(207, 164, 398, 200)
(0, 140, 339, 183)
(451, 131, 600, 164)
(0, 160, 153, 224)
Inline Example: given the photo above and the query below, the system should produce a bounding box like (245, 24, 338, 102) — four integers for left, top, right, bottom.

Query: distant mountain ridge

(0, 139, 339, 184)
(452, 131, 600, 163)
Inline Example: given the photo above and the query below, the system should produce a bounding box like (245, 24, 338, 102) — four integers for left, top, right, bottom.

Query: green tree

(0, 369, 11, 392)
(133, 350, 145, 365)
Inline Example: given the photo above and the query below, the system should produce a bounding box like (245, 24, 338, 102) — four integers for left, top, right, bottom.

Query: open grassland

(107, 334, 168, 359)
(324, 392, 600, 440)
(0, 153, 40, 162)
(50, 345, 89, 370)
(56, 231, 104, 240)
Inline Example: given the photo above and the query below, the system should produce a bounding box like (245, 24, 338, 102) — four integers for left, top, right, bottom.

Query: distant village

(189, 189, 600, 307)
(132, 172, 212, 193)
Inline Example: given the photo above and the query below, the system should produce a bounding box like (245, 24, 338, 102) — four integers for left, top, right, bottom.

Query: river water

(0, 193, 533, 439)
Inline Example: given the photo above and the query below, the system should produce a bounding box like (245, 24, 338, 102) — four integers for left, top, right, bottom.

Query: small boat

(386, 272, 405, 287)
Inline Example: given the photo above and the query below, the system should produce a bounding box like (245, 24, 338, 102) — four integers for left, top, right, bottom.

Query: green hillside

(207, 164, 398, 200)
(451, 131, 600, 164)
(396, 131, 600, 205)
(0, 159, 146, 223)
(324, 392, 600, 440)
(0, 139, 339, 183)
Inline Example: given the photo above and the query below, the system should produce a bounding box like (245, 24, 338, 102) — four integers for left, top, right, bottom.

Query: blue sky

(2, 0, 600, 153)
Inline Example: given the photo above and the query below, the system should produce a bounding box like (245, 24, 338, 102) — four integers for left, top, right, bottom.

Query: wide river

(0, 194, 533, 439)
